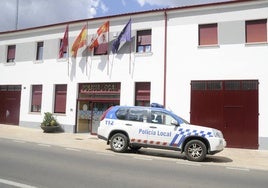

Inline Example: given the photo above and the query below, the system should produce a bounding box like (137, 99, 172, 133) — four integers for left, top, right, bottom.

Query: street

(0, 137, 267, 188)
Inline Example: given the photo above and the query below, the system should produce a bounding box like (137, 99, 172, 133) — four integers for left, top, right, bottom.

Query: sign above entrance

(78, 83, 121, 101)
(80, 83, 120, 93)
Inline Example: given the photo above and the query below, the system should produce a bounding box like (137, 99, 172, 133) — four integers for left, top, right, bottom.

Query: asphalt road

(0, 138, 267, 188)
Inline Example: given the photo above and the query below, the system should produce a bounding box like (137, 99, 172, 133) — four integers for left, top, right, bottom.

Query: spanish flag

(71, 25, 87, 57)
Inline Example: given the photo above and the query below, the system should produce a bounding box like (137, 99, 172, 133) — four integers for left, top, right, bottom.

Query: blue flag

(112, 19, 131, 53)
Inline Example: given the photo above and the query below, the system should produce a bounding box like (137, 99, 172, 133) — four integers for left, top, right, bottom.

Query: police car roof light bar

(150, 103, 164, 108)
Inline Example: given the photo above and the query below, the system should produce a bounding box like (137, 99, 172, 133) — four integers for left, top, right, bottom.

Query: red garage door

(0, 85, 21, 125)
(190, 80, 258, 149)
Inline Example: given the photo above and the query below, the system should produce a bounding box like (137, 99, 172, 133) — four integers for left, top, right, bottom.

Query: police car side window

(116, 107, 129, 120)
(164, 113, 176, 125)
(151, 111, 175, 126)
(151, 111, 163, 124)
(127, 108, 148, 122)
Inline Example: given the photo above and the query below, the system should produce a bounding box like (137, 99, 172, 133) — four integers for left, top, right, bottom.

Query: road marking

(176, 162, 202, 167)
(134, 157, 153, 161)
(226, 167, 250, 172)
(65, 148, 81, 152)
(13, 140, 26, 143)
(37, 143, 51, 147)
(0, 178, 37, 188)
(96, 152, 115, 156)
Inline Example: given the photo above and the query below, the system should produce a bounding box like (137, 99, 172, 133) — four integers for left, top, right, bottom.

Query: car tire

(184, 140, 207, 162)
(110, 133, 129, 153)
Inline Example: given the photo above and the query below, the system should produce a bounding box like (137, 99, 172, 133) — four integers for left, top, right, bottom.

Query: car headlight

(212, 129, 223, 138)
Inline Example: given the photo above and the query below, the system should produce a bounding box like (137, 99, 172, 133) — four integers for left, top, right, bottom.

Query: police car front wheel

(110, 133, 129, 153)
(184, 140, 207, 162)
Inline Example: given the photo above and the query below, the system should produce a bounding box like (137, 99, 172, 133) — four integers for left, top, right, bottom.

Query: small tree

(41, 112, 59, 126)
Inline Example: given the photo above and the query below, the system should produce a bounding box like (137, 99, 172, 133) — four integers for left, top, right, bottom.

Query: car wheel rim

(188, 143, 202, 159)
(112, 136, 125, 150)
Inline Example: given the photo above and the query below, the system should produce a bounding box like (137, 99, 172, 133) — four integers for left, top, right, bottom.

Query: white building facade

(0, 0, 268, 149)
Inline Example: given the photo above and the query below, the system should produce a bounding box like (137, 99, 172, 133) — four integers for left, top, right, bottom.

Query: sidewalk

(1, 124, 268, 171)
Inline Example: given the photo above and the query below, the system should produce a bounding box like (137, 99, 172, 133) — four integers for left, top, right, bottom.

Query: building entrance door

(91, 102, 117, 134)
(76, 101, 117, 134)
(0, 86, 21, 125)
(77, 100, 91, 133)
(77, 83, 121, 134)
(190, 80, 258, 149)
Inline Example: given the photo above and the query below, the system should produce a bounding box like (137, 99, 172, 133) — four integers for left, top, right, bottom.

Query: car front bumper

(208, 137, 227, 154)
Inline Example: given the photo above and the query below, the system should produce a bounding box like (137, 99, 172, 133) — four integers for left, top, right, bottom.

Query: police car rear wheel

(110, 133, 129, 153)
(185, 140, 207, 162)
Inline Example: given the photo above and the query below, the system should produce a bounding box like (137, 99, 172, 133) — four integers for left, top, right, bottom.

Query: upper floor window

(246, 19, 267, 43)
(54, 84, 67, 114)
(7, 45, 16, 63)
(199, 23, 218, 46)
(31, 85, 42, 112)
(136, 29, 151, 53)
(94, 43, 108, 56)
(36, 41, 44, 61)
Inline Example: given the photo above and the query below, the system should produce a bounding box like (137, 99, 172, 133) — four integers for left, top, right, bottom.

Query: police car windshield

(157, 108, 190, 124)
(177, 116, 190, 124)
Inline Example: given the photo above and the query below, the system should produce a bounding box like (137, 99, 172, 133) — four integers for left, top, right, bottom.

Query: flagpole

(107, 22, 110, 76)
(86, 21, 88, 76)
(67, 25, 70, 77)
(129, 18, 132, 75)
(15, 0, 19, 30)
(129, 38, 131, 74)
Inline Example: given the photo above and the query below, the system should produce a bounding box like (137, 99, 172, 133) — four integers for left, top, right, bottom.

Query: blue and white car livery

(97, 104, 226, 162)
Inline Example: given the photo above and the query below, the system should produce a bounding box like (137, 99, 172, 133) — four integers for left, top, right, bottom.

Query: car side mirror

(171, 120, 180, 126)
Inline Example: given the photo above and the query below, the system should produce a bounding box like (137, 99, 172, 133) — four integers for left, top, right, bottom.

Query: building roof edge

(0, 0, 258, 35)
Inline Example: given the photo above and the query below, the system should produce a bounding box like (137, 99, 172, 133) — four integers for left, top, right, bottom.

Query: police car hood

(181, 122, 214, 132)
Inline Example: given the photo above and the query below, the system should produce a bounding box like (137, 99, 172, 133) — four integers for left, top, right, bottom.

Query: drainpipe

(163, 11, 167, 107)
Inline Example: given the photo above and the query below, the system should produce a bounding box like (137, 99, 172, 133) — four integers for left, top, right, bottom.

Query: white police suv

(97, 103, 226, 162)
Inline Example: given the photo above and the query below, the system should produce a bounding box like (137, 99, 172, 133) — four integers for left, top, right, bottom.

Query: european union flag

(112, 19, 131, 53)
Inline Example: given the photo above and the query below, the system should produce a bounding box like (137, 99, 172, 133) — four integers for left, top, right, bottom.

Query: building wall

(0, 1, 268, 148)
(166, 1, 268, 149)
(0, 14, 166, 132)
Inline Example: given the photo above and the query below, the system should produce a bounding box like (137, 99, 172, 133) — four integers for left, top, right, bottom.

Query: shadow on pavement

(108, 148, 233, 163)
(203, 155, 233, 163)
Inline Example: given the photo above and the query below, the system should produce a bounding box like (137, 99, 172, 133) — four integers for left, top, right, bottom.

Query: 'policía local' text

(138, 129, 171, 137)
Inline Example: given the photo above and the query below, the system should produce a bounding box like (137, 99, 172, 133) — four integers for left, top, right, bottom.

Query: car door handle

(125, 123, 132, 126)
(149, 126, 157, 129)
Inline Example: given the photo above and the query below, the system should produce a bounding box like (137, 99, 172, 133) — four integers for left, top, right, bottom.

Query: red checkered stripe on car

(130, 138, 168, 146)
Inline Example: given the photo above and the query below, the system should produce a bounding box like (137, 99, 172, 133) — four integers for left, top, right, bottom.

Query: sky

(0, 0, 232, 32)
